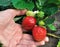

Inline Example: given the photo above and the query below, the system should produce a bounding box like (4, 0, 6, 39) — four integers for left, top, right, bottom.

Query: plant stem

(58, 6, 60, 8)
(47, 33, 60, 39)
(14, 17, 21, 22)
(58, 10, 60, 12)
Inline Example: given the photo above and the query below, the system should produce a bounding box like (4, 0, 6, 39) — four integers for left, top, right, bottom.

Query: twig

(47, 33, 60, 39)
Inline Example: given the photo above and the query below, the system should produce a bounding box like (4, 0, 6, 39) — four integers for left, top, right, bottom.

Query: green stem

(14, 17, 21, 22)
(47, 33, 60, 39)
(58, 10, 60, 12)
(58, 6, 60, 8)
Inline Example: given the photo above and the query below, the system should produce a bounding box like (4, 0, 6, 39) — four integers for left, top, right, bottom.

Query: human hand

(0, 9, 27, 47)
(17, 34, 49, 47)
(0, 9, 49, 47)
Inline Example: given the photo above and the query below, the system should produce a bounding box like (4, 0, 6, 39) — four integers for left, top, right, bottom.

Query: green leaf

(47, 24, 56, 31)
(55, 0, 60, 5)
(46, 0, 58, 4)
(44, 17, 55, 25)
(11, 0, 34, 10)
(0, 0, 11, 6)
(42, 3, 58, 16)
(46, 0, 60, 5)
(57, 40, 60, 47)
(36, 0, 47, 9)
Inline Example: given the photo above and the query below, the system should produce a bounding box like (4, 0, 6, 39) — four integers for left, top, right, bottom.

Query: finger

(19, 34, 36, 47)
(23, 34, 33, 40)
(0, 9, 27, 26)
(2, 9, 27, 17)
(30, 45, 36, 47)
(17, 44, 36, 47)
(35, 37, 49, 46)
(28, 44, 36, 47)
(23, 34, 36, 47)
(1, 9, 27, 19)
(8, 24, 23, 47)
(23, 34, 46, 46)
(17, 44, 28, 47)
(44, 37, 49, 42)
(20, 34, 34, 45)
(35, 40, 45, 46)
(39, 40, 45, 45)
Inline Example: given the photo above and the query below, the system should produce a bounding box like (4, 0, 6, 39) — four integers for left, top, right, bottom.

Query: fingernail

(45, 37, 49, 42)
(40, 41, 45, 45)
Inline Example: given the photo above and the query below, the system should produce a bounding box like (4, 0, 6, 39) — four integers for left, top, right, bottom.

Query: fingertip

(40, 41, 45, 45)
(23, 34, 33, 40)
(44, 37, 49, 42)
(35, 40, 45, 46)
(32, 45, 36, 47)
(20, 9, 27, 15)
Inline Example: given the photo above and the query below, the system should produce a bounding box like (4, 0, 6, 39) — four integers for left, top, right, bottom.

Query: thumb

(4, 9, 27, 18)
(0, 9, 27, 26)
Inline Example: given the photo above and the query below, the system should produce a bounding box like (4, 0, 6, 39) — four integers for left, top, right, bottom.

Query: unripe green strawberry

(26, 11, 35, 17)
(38, 20, 45, 26)
(37, 11, 44, 18)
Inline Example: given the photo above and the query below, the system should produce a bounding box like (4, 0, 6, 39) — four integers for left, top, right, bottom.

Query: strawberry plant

(0, 0, 60, 47)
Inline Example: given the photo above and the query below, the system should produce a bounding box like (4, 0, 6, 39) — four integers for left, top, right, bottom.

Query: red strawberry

(22, 16, 36, 30)
(32, 26, 47, 41)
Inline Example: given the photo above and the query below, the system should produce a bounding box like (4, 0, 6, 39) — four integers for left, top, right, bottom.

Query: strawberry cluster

(22, 11, 47, 41)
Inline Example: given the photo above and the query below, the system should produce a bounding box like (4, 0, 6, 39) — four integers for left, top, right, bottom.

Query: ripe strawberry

(22, 16, 36, 30)
(32, 26, 47, 41)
